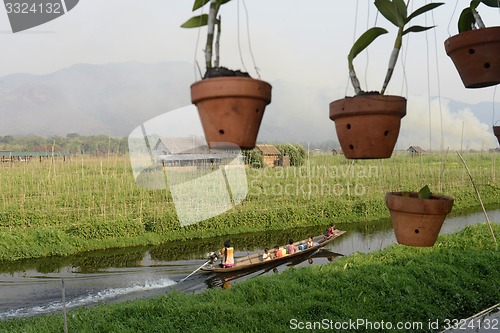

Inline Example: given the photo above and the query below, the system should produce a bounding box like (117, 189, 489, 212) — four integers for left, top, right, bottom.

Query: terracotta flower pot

(329, 95, 406, 159)
(444, 26, 500, 89)
(191, 77, 272, 150)
(494, 126, 500, 145)
(385, 192, 454, 247)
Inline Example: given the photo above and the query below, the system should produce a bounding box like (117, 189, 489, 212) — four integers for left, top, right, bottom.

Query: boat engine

(207, 252, 219, 264)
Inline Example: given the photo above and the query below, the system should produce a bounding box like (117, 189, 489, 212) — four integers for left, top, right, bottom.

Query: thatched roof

(256, 144, 281, 156)
(408, 146, 426, 153)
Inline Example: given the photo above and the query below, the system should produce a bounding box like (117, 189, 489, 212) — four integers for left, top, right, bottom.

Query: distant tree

(294, 144, 306, 161)
(0, 135, 14, 144)
(66, 133, 80, 139)
(276, 143, 305, 166)
(242, 148, 263, 168)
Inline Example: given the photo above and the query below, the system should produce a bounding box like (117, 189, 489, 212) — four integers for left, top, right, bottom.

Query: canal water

(0, 209, 498, 319)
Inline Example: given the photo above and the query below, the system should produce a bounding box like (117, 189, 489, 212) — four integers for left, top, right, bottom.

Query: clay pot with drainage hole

(329, 94, 406, 159)
(494, 125, 500, 146)
(445, 26, 500, 89)
(191, 77, 272, 150)
(385, 192, 454, 247)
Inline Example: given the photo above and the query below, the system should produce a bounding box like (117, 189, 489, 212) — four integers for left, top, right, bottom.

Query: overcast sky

(1, 0, 500, 149)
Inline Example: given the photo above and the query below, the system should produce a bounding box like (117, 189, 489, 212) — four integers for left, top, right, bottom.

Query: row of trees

(0, 134, 128, 155)
(1, 135, 311, 163)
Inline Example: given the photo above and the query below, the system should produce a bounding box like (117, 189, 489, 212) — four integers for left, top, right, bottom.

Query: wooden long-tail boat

(201, 231, 346, 274)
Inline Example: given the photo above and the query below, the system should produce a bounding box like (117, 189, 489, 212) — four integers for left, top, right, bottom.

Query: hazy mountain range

(0, 61, 498, 149)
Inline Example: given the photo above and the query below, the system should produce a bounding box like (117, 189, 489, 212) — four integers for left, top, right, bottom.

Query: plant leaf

(193, 0, 210, 11)
(457, 8, 476, 33)
(402, 25, 435, 36)
(181, 14, 209, 28)
(218, 0, 232, 6)
(418, 185, 432, 199)
(375, 0, 405, 27)
(407, 2, 444, 23)
(480, 0, 500, 8)
(348, 27, 388, 62)
(193, 0, 231, 11)
(471, 0, 482, 9)
(393, 0, 408, 23)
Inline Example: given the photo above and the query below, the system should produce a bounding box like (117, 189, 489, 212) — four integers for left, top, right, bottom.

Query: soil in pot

(385, 192, 454, 247)
(329, 94, 406, 159)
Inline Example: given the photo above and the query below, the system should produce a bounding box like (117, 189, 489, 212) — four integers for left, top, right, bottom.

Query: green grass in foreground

(1, 223, 499, 333)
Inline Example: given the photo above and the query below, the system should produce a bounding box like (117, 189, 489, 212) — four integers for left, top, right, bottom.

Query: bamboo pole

(456, 152, 497, 245)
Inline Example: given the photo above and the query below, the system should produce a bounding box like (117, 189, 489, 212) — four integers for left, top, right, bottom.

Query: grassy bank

(1, 223, 498, 333)
(0, 152, 498, 261)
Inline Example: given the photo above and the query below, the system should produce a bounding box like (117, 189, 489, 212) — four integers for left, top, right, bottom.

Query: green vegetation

(1, 223, 498, 333)
(0, 134, 127, 155)
(0, 151, 498, 261)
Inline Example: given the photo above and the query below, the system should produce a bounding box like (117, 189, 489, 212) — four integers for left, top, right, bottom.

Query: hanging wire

(424, 0, 432, 152)
(399, 0, 412, 98)
(493, 0, 500, 128)
(345, 0, 360, 96)
(193, 4, 205, 80)
(447, 0, 459, 37)
(430, 2, 444, 153)
(363, 0, 370, 91)
(428, 0, 446, 191)
(241, 0, 261, 78)
(236, 0, 248, 74)
(493, 86, 498, 126)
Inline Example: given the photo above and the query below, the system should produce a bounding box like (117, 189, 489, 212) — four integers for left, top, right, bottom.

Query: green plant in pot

(181, 0, 272, 150)
(329, 0, 444, 159)
(445, 0, 500, 88)
(385, 185, 454, 247)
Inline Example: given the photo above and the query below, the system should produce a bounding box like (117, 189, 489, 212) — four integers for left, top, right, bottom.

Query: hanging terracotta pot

(191, 77, 272, 150)
(444, 26, 500, 89)
(385, 192, 454, 247)
(494, 125, 500, 145)
(329, 94, 406, 159)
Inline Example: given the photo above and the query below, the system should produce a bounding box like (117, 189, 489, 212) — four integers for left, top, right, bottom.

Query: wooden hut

(255, 144, 282, 167)
(407, 146, 426, 155)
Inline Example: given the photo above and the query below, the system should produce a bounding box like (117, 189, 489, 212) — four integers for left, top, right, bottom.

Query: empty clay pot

(329, 95, 406, 159)
(191, 77, 272, 150)
(385, 192, 454, 247)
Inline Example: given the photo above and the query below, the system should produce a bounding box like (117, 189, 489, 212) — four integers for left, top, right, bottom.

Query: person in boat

(274, 245, 283, 258)
(286, 239, 297, 255)
(307, 236, 314, 248)
(327, 224, 337, 237)
(218, 239, 235, 268)
(262, 248, 272, 261)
